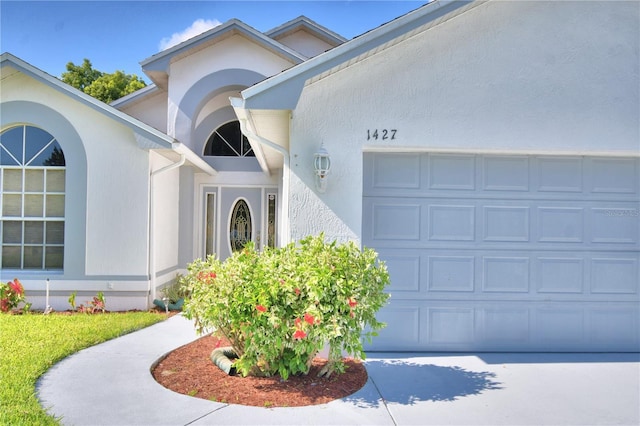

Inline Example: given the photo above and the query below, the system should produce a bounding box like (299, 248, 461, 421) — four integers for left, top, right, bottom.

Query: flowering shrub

(182, 234, 390, 379)
(0, 278, 29, 313)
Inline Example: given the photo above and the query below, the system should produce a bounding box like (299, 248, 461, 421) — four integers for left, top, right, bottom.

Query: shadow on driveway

(346, 359, 502, 407)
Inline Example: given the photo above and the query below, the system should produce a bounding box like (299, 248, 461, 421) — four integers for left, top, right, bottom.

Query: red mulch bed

(151, 334, 368, 407)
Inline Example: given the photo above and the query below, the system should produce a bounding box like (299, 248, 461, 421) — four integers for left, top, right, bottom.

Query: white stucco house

(1, 0, 638, 351)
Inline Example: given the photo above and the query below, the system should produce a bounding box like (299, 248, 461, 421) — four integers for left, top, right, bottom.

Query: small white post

(44, 278, 52, 314)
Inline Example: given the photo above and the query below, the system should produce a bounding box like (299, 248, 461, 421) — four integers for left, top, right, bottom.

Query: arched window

(1, 125, 65, 270)
(204, 121, 255, 157)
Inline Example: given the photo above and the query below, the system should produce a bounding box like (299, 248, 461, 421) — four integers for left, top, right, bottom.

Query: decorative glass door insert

(229, 199, 252, 252)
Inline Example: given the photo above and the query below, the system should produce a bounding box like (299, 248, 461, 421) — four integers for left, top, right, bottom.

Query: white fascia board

(241, 0, 481, 110)
(140, 20, 307, 77)
(1, 53, 175, 150)
(230, 97, 271, 175)
(174, 143, 218, 175)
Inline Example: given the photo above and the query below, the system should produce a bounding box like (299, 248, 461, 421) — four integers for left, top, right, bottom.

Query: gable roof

(140, 19, 309, 89)
(0, 52, 215, 175)
(266, 15, 347, 47)
(237, 0, 483, 110)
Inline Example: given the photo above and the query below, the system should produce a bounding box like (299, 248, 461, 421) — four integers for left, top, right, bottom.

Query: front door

(203, 186, 277, 260)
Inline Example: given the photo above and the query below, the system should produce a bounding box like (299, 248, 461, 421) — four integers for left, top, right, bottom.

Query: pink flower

(9, 279, 23, 296)
(304, 313, 315, 326)
(294, 288, 301, 296)
(293, 329, 307, 339)
(348, 298, 357, 308)
(197, 271, 217, 282)
(294, 317, 302, 328)
(256, 305, 267, 313)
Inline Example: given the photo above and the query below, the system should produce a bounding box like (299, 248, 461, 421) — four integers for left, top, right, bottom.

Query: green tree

(61, 59, 102, 92)
(61, 59, 146, 103)
(84, 71, 146, 104)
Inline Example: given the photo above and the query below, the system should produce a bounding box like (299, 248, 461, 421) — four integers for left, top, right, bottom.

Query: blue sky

(1, 0, 427, 82)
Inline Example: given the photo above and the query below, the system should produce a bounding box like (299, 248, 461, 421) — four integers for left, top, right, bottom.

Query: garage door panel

(364, 301, 640, 351)
(482, 256, 530, 293)
(427, 255, 475, 293)
(590, 257, 639, 294)
(368, 153, 421, 189)
(483, 205, 530, 242)
(427, 307, 475, 347)
(479, 307, 531, 346)
(482, 155, 530, 191)
(589, 157, 639, 194)
(589, 208, 639, 244)
(366, 198, 639, 251)
(377, 249, 423, 294)
(363, 152, 640, 351)
(590, 308, 640, 347)
(376, 249, 639, 302)
(534, 307, 585, 347)
(538, 207, 584, 243)
(368, 201, 423, 241)
(428, 154, 476, 190)
(428, 205, 476, 241)
(369, 303, 422, 351)
(535, 156, 584, 192)
(365, 154, 639, 201)
(536, 257, 585, 293)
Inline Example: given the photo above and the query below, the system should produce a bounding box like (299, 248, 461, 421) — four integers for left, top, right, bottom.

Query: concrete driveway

(37, 314, 640, 425)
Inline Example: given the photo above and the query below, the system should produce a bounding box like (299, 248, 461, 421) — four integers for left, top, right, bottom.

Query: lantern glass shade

(314, 147, 331, 178)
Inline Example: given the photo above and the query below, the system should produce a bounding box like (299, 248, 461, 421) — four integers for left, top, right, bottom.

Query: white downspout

(148, 154, 186, 306)
(236, 115, 291, 246)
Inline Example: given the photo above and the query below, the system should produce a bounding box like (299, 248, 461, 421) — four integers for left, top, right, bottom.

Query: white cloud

(158, 19, 222, 51)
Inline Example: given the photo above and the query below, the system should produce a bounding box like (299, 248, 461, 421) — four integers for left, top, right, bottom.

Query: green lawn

(0, 312, 166, 425)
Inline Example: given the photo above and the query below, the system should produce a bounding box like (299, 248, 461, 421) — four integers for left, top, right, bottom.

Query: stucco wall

(276, 30, 335, 58)
(82, 118, 150, 277)
(167, 34, 295, 145)
(1, 71, 154, 309)
(151, 151, 181, 274)
(118, 89, 168, 133)
(289, 0, 639, 244)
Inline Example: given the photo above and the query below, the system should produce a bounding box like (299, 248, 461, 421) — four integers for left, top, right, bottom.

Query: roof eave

(110, 83, 161, 109)
(1, 53, 175, 150)
(2, 52, 216, 175)
(266, 15, 347, 46)
(140, 20, 308, 87)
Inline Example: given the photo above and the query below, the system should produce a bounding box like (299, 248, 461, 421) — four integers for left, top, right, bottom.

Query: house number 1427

(367, 129, 397, 141)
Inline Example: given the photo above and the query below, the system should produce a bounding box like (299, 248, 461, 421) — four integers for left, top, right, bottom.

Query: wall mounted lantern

(313, 144, 331, 193)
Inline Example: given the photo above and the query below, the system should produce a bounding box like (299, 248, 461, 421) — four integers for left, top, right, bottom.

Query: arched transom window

(1, 125, 65, 270)
(204, 121, 255, 157)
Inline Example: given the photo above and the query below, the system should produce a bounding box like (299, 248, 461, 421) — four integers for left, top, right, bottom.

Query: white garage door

(363, 153, 640, 351)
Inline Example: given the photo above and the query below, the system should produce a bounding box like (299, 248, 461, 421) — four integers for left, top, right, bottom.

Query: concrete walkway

(37, 314, 640, 425)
